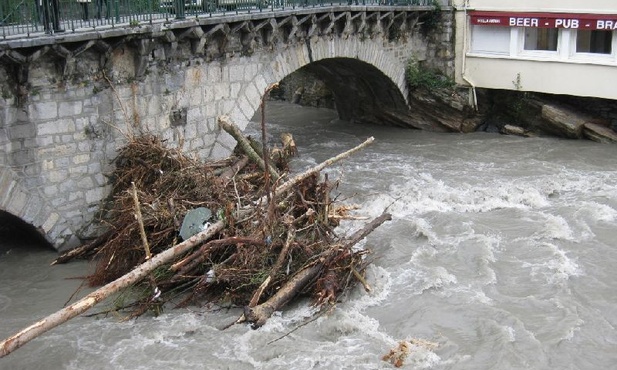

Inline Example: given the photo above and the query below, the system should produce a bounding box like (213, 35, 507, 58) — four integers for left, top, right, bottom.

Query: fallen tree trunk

(218, 115, 280, 181)
(218, 155, 249, 183)
(273, 136, 375, 197)
(244, 263, 323, 328)
(243, 212, 392, 328)
(0, 220, 225, 358)
(131, 182, 152, 260)
(341, 212, 392, 249)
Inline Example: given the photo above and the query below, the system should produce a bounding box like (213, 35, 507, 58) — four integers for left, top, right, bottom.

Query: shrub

(405, 59, 455, 91)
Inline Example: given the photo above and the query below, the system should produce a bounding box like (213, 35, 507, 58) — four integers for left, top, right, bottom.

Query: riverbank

(475, 89, 617, 143)
(270, 69, 617, 143)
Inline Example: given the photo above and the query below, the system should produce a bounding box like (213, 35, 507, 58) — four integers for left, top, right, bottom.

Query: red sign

(471, 11, 617, 30)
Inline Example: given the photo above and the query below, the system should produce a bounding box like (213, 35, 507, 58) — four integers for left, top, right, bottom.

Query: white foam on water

(560, 320, 583, 341)
(567, 202, 617, 242)
(522, 242, 583, 285)
(395, 264, 458, 296)
(203, 263, 445, 369)
(409, 217, 441, 245)
(455, 233, 500, 288)
(403, 345, 443, 369)
(89, 316, 201, 369)
(450, 286, 494, 305)
(531, 213, 574, 241)
(391, 242, 448, 295)
(348, 265, 393, 311)
(402, 219, 500, 290)
(358, 173, 557, 222)
(320, 139, 349, 149)
(409, 243, 439, 262)
(503, 325, 516, 342)
(575, 201, 617, 223)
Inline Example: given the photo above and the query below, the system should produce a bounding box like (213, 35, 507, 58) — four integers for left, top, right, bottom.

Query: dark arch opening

(305, 58, 408, 123)
(0, 210, 54, 252)
(271, 58, 414, 127)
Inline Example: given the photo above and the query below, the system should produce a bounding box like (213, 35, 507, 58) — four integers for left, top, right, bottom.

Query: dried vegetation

(54, 114, 390, 328)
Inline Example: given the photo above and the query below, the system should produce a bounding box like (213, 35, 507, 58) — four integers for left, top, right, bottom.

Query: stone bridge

(0, 5, 454, 250)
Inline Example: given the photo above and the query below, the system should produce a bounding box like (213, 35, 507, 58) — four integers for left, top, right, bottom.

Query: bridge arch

(268, 36, 410, 121)
(0, 166, 68, 250)
(220, 33, 414, 140)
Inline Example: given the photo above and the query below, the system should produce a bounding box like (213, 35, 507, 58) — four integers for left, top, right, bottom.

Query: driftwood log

(244, 263, 323, 328)
(0, 221, 224, 358)
(218, 115, 280, 181)
(243, 212, 392, 328)
(273, 136, 375, 197)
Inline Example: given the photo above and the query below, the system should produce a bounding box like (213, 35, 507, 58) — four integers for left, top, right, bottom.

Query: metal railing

(1, 0, 443, 39)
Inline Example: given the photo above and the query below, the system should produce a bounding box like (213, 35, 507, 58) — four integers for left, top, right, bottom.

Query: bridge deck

(1, 0, 438, 44)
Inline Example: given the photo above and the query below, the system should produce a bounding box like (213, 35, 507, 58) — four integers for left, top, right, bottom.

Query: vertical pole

(50, 0, 62, 31)
(42, 0, 51, 33)
(175, 0, 185, 19)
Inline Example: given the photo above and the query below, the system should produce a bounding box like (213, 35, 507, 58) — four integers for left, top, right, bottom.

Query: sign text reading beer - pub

(471, 12, 617, 30)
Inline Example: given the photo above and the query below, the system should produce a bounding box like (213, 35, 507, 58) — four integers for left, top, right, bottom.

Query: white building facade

(452, 0, 617, 103)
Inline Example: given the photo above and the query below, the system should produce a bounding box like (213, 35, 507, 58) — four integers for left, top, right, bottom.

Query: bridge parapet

(0, 6, 454, 250)
(0, 0, 448, 40)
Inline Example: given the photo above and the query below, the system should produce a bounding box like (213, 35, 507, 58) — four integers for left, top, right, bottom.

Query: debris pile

(55, 116, 390, 328)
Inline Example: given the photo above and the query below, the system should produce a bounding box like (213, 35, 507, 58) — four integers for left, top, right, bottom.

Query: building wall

(452, 0, 617, 101)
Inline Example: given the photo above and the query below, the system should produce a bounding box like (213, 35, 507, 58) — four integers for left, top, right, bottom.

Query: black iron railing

(1, 0, 441, 39)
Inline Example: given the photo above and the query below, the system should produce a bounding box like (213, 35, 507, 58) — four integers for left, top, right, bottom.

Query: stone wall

(0, 46, 258, 249)
(421, 9, 455, 78)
